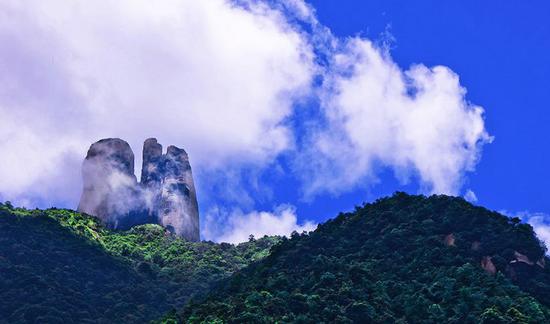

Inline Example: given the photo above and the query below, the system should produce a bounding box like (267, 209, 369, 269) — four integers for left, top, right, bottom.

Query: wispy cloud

(464, 189, 478, 203)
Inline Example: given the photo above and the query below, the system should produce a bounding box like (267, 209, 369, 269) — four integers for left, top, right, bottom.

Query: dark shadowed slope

(180, 193, 550, 323)
(0, 204, 278, 323)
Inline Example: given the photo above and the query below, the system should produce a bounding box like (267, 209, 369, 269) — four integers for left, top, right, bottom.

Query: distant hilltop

(77, 138, 199, 241)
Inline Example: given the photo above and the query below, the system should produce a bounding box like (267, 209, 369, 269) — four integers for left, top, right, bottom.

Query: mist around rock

(77, 138, 200, 241)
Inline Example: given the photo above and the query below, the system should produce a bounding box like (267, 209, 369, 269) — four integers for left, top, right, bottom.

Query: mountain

(78, 138, 200, 241)
(179, 193, 550, 323)
(3, 193, 550, 323)
(0, 203, 278, 323)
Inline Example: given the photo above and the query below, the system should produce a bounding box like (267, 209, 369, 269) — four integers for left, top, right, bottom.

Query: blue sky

(1, 0, 549, 243)
(304, 0, 550, 214)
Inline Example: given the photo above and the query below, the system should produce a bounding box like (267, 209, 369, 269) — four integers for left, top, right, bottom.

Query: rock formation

(443, 233, 455, 246)
(481, 256, 497, 275)
(77, 138, 145, 229)
(77, 138, 200, 241)
(141, 139, 199, 241)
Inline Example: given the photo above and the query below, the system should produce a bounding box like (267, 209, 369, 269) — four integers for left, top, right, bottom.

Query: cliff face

(77, 138, 199, 241)
(141, 139, 199, 241)
(77, 138, 145, 229)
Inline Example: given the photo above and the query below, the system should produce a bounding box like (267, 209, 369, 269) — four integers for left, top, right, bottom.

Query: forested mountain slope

(180, 193, 550, 323)
(3, 193, 550, 323)
(0, 204, 278, 323)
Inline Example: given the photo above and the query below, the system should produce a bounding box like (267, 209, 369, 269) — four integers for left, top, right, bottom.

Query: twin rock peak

(77, 138, 200, 241)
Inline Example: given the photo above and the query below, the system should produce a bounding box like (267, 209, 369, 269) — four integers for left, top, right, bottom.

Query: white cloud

(202, 205, 316, 243)
(0, 0, 314, 206)
(464, 189, 478, 203)
(0, 0, 493, 243)
(295, 38, 492, 197)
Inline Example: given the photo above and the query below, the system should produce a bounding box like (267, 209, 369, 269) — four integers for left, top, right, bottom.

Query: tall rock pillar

(140, 138, 200, 241)
(141, 138, 163, 187)
(77, 138, 142, 229)
(157, 145, 200, 241)
(78, 137, 200, 241)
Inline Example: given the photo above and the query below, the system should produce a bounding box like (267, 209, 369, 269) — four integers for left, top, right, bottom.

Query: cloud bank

(0, 0, 492, 241)
(296, 39, 492, 198)
(202, 205, 316, 243)
(0, 0, 314, 205)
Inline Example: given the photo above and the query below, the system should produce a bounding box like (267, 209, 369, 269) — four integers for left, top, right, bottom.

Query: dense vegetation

(0, 203, 279, 323)
(3, 193, 550, 323)
(180, 193, 550, 323)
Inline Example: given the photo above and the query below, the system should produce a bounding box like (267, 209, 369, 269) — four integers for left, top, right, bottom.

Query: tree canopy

(0, 203, 278, 322)
(180, 193, 550, 323)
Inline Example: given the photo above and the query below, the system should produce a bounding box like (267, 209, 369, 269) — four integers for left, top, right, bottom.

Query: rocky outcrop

(140, 140, 199, 241)
(77, 138, 199, 241)
(481, 256, 496, 275)
(141, 138, 163, 187)
(444, 233, 455, 246)
(511, 251, 535, 266)
(507, 251, 545, 268)
(77, 138, 145, 229)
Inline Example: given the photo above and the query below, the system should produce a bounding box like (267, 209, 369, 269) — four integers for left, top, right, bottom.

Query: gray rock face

(77, 138, 200, 241)
(140, 139, 200, 241)
(141, 138, 163, 187)
(77, 138, 141, 228)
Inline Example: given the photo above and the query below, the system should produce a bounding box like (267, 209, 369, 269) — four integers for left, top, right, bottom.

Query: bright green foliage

(0, 204, 279, 323)
(181, 193, 550, 323)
